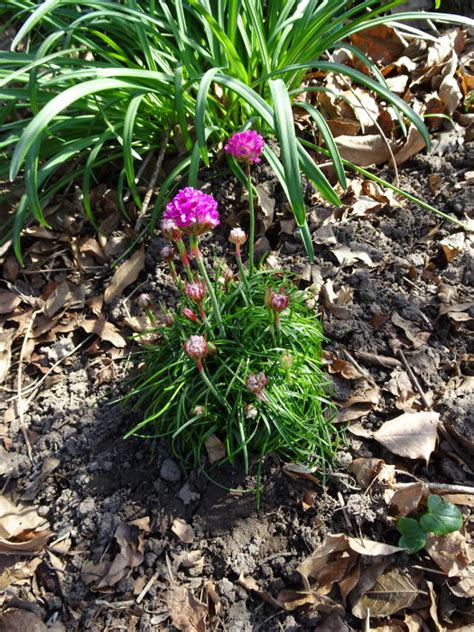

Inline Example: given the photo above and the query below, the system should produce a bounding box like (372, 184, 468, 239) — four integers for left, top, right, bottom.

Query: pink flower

(224, 130, 265, 165)
(270, 290, 289, 313)
(246, 372, 268, 399)
(184, 280, 206, 303)
(184, 335, 208, 361)
(228, 227, 247, 246)
(164, 187, 219, 235)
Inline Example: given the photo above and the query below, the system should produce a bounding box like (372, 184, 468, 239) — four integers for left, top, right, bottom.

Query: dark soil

(1, 144, 473, 631)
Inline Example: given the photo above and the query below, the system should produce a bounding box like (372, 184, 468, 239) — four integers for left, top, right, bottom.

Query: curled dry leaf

(425, 531, 471, 577)
(389, 482, 427, 517)
(0, 495, 51, 555)
(93, 522, 146, 590)
(449, 566, 474, 599)
(349, 458, 396, 489)
(372, 411, 440, 463)
(0, 330, 14, 384)
(104, 246, 145, 304)
(331, 245, 375, 268)
(165, 585, 207, 632)
(79, 317, 126, 348)
(171, 518, 194, 544)
(0, 557, 42, 590)
(391, 312, 431, 349)
(352, 568, 419, 619)
(335, 134, 395, 166)
(324, 352, 365, 380)
(0, 292, 21, 315)
(439, 232, 466, 262)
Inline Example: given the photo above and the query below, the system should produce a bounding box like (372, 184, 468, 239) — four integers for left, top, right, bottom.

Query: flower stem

(235, 252, 251, 299)
(190, 236, 226, 338)
(176, 239, 193, 281)
(246, 165, 255, 275)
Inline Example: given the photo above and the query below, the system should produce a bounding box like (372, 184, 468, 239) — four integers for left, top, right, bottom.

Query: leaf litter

(0, 19, 473, 632)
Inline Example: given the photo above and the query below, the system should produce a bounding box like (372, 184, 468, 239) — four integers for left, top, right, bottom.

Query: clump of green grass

(124, 269, 338, 474)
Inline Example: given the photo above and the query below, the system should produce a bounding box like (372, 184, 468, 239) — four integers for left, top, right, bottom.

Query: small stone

(160, 458, 181, 483)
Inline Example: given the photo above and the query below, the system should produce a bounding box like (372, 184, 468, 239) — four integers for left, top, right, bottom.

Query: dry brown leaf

(0, 292, 21, 315)
(255, 184, 275, 234)
(104, 246, 145, 304)
(327, 118, 360, 137)
(324, 352, 365, 380)
(439, 302, 473, 323)
(21, 457, 61, 502)
(391, 312, 431, 348)
(0, 495, 47, 540)
(42, 281, 71, 318)
(354, 351, 402, 369)
(276, 589, 342, 613)
(404, 613, 424, 632)
(0, 330, 14, 385)
(349, 458, 396, 489)
(171, 518, 194, 544)
(336, 134, 395, 166)
(449, 566, 474, 599)
(331, 245, 375, 268)
(282, 463, 320, 486)
(425, 531, 471, 577)
(204, 435, 225, 465)
(87, 295, 104, 317)
(165, 585, 207, 632)
(439, 232, 466, 262)
(389, 483, 427, 517)
(386, 369, 419, 412)
(0, 557, 41, 590)
(0, 610, 47, 632)
(441, 494, 474, 508)
(394, 125, 427, 166)
(313, 613, 351, 631)
(79, 317, 126, 348)
(2, 256, 19, 283)
(94, 523, 145, 590)
(321, 280, 352, 320)
(372, 411, 440, 463)
(352, 568, 419, 618)
(0, 530, 53, 556)
(350, 24, 404, 65)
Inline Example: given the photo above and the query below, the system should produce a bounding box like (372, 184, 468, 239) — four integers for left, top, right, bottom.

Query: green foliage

(124, 269, 339, 474)
(397, 495, 463, 553)
(2, 1, 471, 259)
(419, 494, 463, 535)
(396, 517, 427, 553)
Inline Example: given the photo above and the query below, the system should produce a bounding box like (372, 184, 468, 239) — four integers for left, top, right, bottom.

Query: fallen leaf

(94, 523, 146, 590)
(391, 312, 431, 348)
(21, 458, 61, 502)
(331, 245, 375, 268)
(324, 352, 365, 380)
(386, 369, 420, 412)
(321, 280, 353, 320)
(0, 557, 42, 590)
(79, 317, 126, 348)
(313, 613, 350, 631)
(349, 458, 396, 489)
(255, 184, 275, 234)
(449, 566, 474, 599)
(352, 568, 419, 618)
(42, 281, 71, 318)
(165, 585, 207, 632)
(335, 134, 395, 166)
(204, 435, 225, 465)
(0, 330, 14, 384)
(282, 463, 320, 486)
(171, 518, 194, 544)
(0, 292, 21, 315)
(372, 411, 440, 463)
(2, 256, 19, 283)
(350, 24, 404, 65)
(104, 246, 145, 304)
(389, 483, 427, 517)
(439, 232, 466, 262)
(276, 589, 342, 613)
(354, 351, 402, 369)
(0, 610, 47, 632)
(441, 494, 474, 508)
(439, 301, 473, 323)
(425, 531, 470, 577)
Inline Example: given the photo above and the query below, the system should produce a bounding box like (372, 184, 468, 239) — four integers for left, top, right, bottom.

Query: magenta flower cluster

(163, 187, 220, 235)
(224, 130, 265, 165)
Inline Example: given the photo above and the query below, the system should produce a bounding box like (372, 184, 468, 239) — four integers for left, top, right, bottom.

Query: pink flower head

(246, 372, 268, 399)
(184, 335, 208, 361)
(270, 290, 289, 313)
(160, 245, 175, 262)
(228, 227, 247, 246)
(164, 187, 219, 235)
(161, 218, 183, 242)
(184, 280, 206, 303)
(224, 130, 265, 165)
(182, 307, 199, 323)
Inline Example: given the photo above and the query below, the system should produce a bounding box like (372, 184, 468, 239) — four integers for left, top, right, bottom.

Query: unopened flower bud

(229, 227, 247, 246)
(193, 405, 205, 415)
(184, 335, 208, 361)
(245, 404, 258, 420)
(161, 219, 183, 242)
(164, 312, 175, 326)
(160, 245, 175, 261)
(280, 353, 293, 370)
(182, 307, 199, 322)
(184, 280, 206, 303)
(224, 268, 235, 284)
(246, 372, 268, 399)
(137, 293, 153, 310)
(270, 290, 289, 313)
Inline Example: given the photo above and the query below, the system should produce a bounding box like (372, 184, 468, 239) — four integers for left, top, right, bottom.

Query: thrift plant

(124, 133, 339, 476)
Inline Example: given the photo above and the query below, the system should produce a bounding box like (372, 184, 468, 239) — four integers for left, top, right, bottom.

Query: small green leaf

(396, 517, 427, 554)
(419, 495, 463, 536)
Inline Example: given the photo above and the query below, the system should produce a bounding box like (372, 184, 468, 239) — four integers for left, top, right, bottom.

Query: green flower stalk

(184, 335, 227, 408)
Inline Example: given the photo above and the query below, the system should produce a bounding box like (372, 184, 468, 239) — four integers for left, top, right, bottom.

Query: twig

(398, 349, 431, 410)
(423, 482, 474, 496)
(136, 571, 159, 604)
(337, 491, 353, 530)
(135, 130, 170, 232)
(17, 309, 41, 463)
(343, 349, 375, 385)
